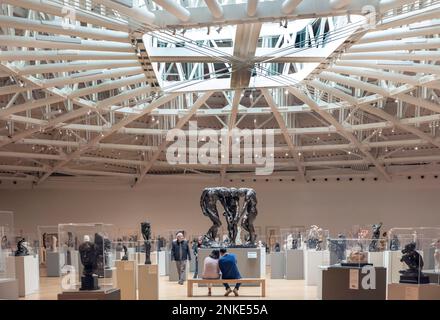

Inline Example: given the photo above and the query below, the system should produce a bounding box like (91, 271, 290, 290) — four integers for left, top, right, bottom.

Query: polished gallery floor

(23, 268, 317, 300)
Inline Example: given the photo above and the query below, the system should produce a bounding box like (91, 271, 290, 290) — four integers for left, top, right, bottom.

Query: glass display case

(58, 223, 116, 292)
(281, 227, 306, 252)
(304, 225, 329, 251)
(0, 211, 15, 282)
(37, 225, 58, 266)
(111, 240, 137, 262)
(326, 238, 375, 267)
(387, 227, 440, 285)
(114, 227, 139, 242)
(13, 229, 38, 256)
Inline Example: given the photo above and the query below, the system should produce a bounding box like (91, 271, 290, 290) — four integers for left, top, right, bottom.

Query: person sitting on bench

(219, 248, 242, 296)
(202, 249, 221, 296)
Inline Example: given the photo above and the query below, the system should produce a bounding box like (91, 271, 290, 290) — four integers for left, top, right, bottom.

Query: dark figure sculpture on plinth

(121, 245, 128, 261)
(399, 242, 429, 284)
(238, 188, 258, 246)
(200, 187, 227, 246)
(390, 235, 400, 251)
(94, 233, 111, 277)
(306, 225, 322, 250)
(291, 237, 298, 250)
(328, 234, 347, 263)
(223, 188, 240, 246)
(79, 235, 99, 290)
(201, 187, 258, 247)
(141, 222, 151, 264)
(274, 243, 281, 252)
(14, 238, 29, 256)
(368, 222, 383, 252)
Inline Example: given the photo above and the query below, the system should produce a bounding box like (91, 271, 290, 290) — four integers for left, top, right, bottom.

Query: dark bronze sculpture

(238, 188, 258, 245)
(121, 245, 128, 261)
(389, 234, 400, 251)
(274, 243, 281, 252)
(399, 242, 429, 284)
(141, 222, 151, 264)
(224, 188, 240, 246)
(328, 234, 347, 263)
(305, 225, 322, 250)
(94, 233, 111, 277)
(200, 187, 258, 247)
(368, 222, 383, 252)
(200, 187, 229, 245)
(79, 235, 99, 290)
(14, 238, 29, 256)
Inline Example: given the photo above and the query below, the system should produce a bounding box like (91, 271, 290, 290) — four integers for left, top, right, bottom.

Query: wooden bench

(187, 278, 266, 297)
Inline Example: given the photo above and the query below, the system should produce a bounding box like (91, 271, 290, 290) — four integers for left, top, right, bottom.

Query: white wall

(0, 175, 439, 238)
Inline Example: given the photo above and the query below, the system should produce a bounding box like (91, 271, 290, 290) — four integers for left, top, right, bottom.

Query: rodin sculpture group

(200, 187, 258, 247)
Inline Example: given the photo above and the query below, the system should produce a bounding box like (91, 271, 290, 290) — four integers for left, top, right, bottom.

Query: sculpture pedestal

(58, 288, 120, 300)
(304, 250, 329, 286)
(286, 249, 304, 280)
(80, 274, 99, 291)
(424, 269, 440, 284)
(319, 266, 386, 300)
(115, 260, 136, 300)
(270, 252, 285, 279)
(0, 279, 18, 299)
(138, 264, 159, 300)
(12, 255, 40, 297)
(388, 283, 440, 300)
(384, 250, 403, 284)
(157, 251, 166, 276)
(47, 251, 64, 277)
(368, 251, 385, 267)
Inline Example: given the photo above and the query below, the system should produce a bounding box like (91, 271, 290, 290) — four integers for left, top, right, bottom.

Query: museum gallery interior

(0, 0, 439, 301)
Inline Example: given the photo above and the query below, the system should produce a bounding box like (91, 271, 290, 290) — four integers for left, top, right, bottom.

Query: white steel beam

(93, 0, 155, 24)
(330, 0, 351, 9)
(281, 0, 303, 14)
(152, 0, 191, 22)
(0, 35, 133, 52)
(286, 86, 392, 181)
(0, 15, 130, 42)
(3, 0, 130, 32)
(133, 91, 213, 186)
(0, 96, 65, 119)
(0, 50, 137, 61)
(204, 0, 224, 19)
(35, 93, 180, 184)
(247, 0, 259, 17)
(261, 88, 305, 180)
(18, 60, 139, 76)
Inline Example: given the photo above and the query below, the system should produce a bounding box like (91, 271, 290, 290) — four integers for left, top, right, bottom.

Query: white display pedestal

(0, 279, 19, 299)
(138, 264, 159, 300)
(270, 252, 285, 279)
(47, 251, 64, 277)
(388, 283, 440, 300)
(304, 250, 329, 286)
(368, 251, 385, 267)
(266, 253, 271, 266)
(165, 251, 170, 276)
(157, 251, 166, 276)
(384, 250, 403, 284)
(115, 260, 136, 300)
(13, 255, 40, 297)
(286, 249, 304, 280)
(169, 260, 189, 282)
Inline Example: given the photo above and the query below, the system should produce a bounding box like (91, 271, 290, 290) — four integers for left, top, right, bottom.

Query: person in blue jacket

(218, 248, 242, 296)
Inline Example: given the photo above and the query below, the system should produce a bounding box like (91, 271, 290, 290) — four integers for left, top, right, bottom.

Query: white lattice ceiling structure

(0, 0, 439, 186)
